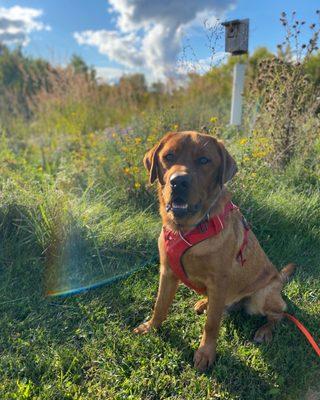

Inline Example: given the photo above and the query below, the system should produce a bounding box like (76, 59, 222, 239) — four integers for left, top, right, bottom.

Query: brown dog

(134, 131, 295, 371)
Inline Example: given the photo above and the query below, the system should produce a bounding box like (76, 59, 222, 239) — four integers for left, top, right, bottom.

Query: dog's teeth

(173, 204, 187, 209)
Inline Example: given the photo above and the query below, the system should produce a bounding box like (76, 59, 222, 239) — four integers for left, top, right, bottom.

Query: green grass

(0, 123, 320, 400)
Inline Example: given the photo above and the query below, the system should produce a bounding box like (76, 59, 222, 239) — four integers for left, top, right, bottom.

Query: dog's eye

(198, 157, 211, 165)
(164, 153, 175, 162)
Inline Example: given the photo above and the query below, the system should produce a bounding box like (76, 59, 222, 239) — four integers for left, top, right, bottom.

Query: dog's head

(144, 131, 237, 229)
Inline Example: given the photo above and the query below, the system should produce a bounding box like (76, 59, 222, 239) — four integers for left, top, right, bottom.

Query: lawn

(0, 128, 319, 399)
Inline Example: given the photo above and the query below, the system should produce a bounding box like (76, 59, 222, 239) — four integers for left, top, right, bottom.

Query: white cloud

(95, 66, 130, 83)
(74, 30, 144, 69)
(0, 5, 50, 46)
(74, 0, 236, 81)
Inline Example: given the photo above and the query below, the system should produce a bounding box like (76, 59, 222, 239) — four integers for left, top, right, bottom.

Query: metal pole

(230, 63, 246, 126)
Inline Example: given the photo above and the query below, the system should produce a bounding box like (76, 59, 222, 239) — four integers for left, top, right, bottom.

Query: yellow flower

(251, 172, 257, 177)
(172, 124, 179, 131)
(239, 138, 248, 145)
(112, 132, 117, 138)
(210, 116, 218, 124)
(124, 167, 130, 174)
(88, 132, 95, 143)
(147, 135, 156, 143)
(252, 151, 267, 158)
(243, 156, 250, 162)
(135, 137, 142, 144)
(134, 182, 141, 189)
(132, 166, 139, 173)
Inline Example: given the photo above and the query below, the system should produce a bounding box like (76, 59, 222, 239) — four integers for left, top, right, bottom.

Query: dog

(134, 131, 295, 372)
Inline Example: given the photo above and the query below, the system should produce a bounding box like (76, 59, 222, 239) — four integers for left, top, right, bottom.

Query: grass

(0, 125, 319, 399)
(1, 33, 319, 398)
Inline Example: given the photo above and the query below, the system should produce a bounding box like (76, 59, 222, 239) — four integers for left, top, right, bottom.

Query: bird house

(222, 19, 249, 55)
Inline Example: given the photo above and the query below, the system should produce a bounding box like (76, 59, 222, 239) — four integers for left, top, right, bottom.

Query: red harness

(163, 201, 250, 294)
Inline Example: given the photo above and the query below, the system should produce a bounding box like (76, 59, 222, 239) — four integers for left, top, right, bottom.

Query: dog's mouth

(166, 197, 201, 218)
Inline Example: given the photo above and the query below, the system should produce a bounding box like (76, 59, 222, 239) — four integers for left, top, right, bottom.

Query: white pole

(230, 63, 246, 126)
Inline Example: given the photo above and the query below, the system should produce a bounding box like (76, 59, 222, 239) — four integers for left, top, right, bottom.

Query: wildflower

(251, 172, 257, 177)
(147, 135, 156, 143)
(243, 156, 250, 162)
(239, 138, 248, 145)
(124, 167, 130, 174)
(112, 132, 117, 138)
(252, 151, 267, 158)
(135, 137, 142, 144)
(210, 116, 218, 124)
(134, 182, 141, 189)
(88, 132, 95, 142)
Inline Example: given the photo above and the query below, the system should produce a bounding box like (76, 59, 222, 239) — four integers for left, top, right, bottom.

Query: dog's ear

(143, 142, 161, 184)
(144, 132, 178, 184)
(217, 140, 238, 186)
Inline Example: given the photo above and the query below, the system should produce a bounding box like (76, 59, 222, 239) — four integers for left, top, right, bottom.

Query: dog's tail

(280, 263, 297, 284)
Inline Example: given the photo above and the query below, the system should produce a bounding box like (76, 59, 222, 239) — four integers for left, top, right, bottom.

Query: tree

(304, 51, 320, 85)
(69, 54, 89, 75)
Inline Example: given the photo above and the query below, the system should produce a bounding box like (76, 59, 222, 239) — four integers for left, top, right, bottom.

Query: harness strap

(164, 201, 249, 294)
(237, 216, 250, 266)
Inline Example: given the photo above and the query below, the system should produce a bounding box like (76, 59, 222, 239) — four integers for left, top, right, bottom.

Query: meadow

(0, 20, 320, 399)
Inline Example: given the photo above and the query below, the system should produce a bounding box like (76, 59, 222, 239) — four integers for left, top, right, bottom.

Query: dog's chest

(181, 232, 230, 280)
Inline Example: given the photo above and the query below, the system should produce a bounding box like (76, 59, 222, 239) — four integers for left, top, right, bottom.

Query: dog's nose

(170, 173, 191, 191)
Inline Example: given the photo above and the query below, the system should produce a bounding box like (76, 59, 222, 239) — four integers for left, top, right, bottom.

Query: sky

(0, 0, 319, 83)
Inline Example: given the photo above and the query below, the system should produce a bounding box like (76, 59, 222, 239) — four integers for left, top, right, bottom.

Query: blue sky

(0, 0, 319, 82)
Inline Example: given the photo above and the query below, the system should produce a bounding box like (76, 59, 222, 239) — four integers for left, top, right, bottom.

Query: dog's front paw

(133, 320, 154, 334)
(193, 344, 216, 372)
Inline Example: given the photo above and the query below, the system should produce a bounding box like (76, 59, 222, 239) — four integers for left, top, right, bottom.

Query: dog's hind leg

(194, 298, 245, 315)
(248, 287, 286, 343)
(247, 264, 296, 343)
(194, 298, 208, 314)
(253, 313, 283, 343)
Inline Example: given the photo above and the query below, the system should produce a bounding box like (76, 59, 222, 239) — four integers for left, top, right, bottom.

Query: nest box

(222, 19, 249, 55)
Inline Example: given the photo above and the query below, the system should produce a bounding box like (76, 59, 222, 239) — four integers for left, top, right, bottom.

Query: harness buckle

(198, 220, 209, 233)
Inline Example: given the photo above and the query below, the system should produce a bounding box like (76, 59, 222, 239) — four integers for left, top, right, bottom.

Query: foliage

(243, 12, 320, 167)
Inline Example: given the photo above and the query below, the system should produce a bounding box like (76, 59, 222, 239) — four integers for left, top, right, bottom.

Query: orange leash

(283, 313, 320, 357)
